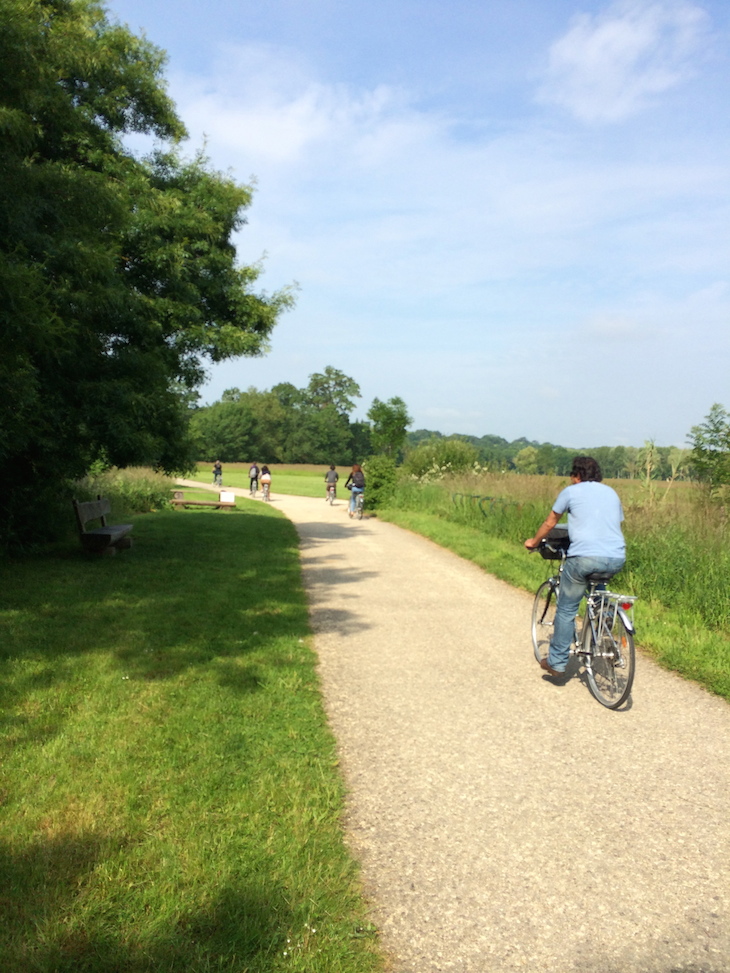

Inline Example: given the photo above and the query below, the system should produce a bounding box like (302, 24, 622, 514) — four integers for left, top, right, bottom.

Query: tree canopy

(0, 0, 292, 546)
(190, 368, 369, 465)
(367, 397, 412, 459)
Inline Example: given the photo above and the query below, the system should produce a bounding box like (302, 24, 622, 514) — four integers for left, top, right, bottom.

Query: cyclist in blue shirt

(524, 456, 626, 677)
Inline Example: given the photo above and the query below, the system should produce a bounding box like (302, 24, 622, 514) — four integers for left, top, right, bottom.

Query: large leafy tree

(304, 366, 361, 417)
(189, 369, 365, 465)
(189, 388, 288, 462)
(276, 369, 361, 463)
(367, 396, 412, 458)
(0, 0, 292, 546)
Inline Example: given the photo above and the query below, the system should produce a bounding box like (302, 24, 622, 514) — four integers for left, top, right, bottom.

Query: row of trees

(406, 404, 730, 494)
(191, 388, 729, 491)
(1, 0, 293, 547)
(190, 367, 412, 465)
(406, 431, 693, 480)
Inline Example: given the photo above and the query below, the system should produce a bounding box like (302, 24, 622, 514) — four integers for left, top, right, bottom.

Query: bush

(362, 454, 399, 510)
(403, 438, 479, 478)
(72, 467, 173, 517)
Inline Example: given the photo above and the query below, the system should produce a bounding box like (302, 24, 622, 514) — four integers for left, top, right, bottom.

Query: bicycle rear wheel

(585, 611, 635, 709)
(531, 580, 557, 665)
(356, 495, 364, 520)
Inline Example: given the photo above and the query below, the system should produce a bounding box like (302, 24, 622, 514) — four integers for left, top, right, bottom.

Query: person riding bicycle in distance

(524, 455, 626, 678)
(345, 464, 365, 518)
(324, 464, 339, 499)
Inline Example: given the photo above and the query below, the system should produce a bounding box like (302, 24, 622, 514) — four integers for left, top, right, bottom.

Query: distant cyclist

(345, 464, 365, 518)
(212, 460, 223, 487)
(324, 465, 339, 500)
(248, 462, 260, 497)
(524, 455, 626, 678)
(260, 465, 272, 500)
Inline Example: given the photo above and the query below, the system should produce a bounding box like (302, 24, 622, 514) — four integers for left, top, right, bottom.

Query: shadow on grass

(0, 509, 310, 750)
(0, 834, 291, 973)
(0, 509, 327, 973)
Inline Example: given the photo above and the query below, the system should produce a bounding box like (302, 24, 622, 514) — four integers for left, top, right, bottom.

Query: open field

(194, 463, 336, 500)
(0, 501, 382, 973)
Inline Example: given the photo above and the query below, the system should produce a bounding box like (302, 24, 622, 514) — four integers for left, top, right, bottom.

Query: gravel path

(180, 482, 730, 972)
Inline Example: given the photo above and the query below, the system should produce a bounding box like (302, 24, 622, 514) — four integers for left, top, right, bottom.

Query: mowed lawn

(194, 464, 339, 500)
(0, 502, 382, 973)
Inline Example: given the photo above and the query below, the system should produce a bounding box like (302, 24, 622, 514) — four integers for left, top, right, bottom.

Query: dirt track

(180, 481, 730, 973)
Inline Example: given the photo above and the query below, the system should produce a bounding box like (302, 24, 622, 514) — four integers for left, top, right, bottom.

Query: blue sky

(108, 0, 729, 447)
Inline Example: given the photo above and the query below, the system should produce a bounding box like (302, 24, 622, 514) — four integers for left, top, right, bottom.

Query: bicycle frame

(532, 537, 637, 707)
(580, 589, 636, 662)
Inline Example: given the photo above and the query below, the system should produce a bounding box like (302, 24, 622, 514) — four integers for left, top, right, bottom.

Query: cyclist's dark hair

(571, 456, 602, 482)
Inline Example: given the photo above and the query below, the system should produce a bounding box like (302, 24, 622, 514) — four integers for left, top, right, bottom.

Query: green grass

(0, 501, 383, 973)
(195, 465, 332, 500)
(379, 495, 730, 702)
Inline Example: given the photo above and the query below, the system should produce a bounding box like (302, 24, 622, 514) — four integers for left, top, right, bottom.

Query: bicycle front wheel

(531, 580, 557, 665)
(585, 611, 635, 709)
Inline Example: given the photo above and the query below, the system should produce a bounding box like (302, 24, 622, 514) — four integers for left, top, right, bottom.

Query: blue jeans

(349, 487, 363, 512)
(549, 556, 626, 671)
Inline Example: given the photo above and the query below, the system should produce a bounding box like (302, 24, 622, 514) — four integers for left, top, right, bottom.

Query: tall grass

(388, 472, 730, 627)
(383, 472, 730, 698)
(72, 467, 173, 516)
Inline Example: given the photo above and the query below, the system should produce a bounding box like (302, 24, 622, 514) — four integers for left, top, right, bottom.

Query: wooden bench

(72, 496, 133, 555)
(171, 490, 236, 510)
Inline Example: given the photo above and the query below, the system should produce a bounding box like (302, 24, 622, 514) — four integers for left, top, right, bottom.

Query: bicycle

(353, 492, 364, 520)
(531, 527, 636, 709)
(326, 484, 336, 505)
(262, 482, 270, 502)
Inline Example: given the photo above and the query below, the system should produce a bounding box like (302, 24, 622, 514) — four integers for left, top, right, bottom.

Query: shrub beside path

(180, 481, 730, 972)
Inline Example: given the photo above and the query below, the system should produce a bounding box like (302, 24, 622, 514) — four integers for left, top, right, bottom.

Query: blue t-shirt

(552, 481, 625, 559)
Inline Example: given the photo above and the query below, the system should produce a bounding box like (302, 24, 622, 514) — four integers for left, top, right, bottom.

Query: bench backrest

(73, 495, 112, 533)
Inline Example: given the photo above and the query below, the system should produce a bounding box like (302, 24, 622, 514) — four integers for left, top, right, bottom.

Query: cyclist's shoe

(540, 658, 565, 678)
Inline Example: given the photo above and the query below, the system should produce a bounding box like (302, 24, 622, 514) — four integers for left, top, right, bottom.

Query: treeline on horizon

(191, 373, 693, 481)
(405, 429, 690, 480)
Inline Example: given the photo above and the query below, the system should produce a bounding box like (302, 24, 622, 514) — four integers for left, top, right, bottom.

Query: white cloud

(537, 0, 711, 122)
(171, 43, 420, 167)
(165, 34, 728, 445)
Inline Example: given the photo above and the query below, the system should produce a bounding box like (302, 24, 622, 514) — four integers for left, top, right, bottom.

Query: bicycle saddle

(585, 571, 615, 583)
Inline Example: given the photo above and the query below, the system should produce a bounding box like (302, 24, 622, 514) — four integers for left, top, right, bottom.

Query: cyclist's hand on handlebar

(524, 538, 540, 552)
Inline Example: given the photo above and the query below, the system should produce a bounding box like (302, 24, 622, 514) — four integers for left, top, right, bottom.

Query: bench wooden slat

(73, 495, 133, 554)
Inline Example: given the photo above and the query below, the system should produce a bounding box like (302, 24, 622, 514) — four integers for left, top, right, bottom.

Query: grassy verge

(0, 501, 383, 973)
(378, 508, 730, 702)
